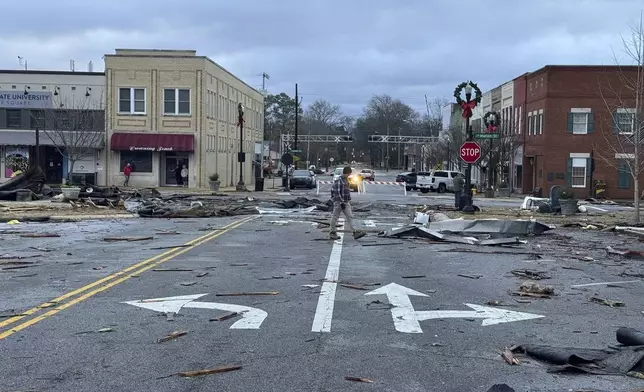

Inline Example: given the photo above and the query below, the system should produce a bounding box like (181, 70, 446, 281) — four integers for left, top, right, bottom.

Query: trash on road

(501, 347, 521, 365)
(20, 233, 60, 238)
(153, 268, 193, 272)
(103, 236, 154, 242)
(344, 376, 373, 383)
(179, 364, 242, 378)
(510, 269, 551, 280)
(157, 330, 188, 343)
(340, 283, 370, 291)
(97, 327, 114, 333)
(211, 312, 240, 322)
(401, 275, 426, 279)
(180, 281, 197, 287)
(519, 281, 555, 295)
(151, 244, 191, 250)
(606, 246, 644, 259)
(215, 291, 279, 296)
(590, 296, 625, 307)
(510, 327, 644, 376)
(458, 274, 482, 280)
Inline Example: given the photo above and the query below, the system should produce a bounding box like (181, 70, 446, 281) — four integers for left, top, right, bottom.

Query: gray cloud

(2, 0, 642, 116)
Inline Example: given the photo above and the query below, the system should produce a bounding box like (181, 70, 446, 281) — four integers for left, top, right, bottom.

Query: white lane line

(363, 219, 376, 227)
(312, 219, 344, 333)
(571, 280, 642, 288)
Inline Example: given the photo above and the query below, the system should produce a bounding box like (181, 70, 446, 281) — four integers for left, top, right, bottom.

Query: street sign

(365, 283, 544, 334)
(124, 294, 268, 330)
(475, 133, 500, 140)
(290, 149, 302, 153)
(460, 141, 482, 164)
(281, 153, 293, 166)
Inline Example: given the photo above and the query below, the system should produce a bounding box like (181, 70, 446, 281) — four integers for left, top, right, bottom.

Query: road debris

(401, 275, 426, 279)
(487, 385, 515, 392)
(153, 268, 193, 272)
(151, 244, 192, 250)
(1, 265, 40, 270)
(302, 284, 320, 289)
(501, 347, 521, 365)
(519, 281, 555, 295)
(180, 281, 197, 287)
(340, 283, 370, 290)
(19, 233, 60, 238)
(178, 364, 242, 378)
(366, 300, 393, 310)
(103, 236, 154, 242)
(510, 269, 551, 280)
(211, 312, 240, 322)
(590, 296, 626, 307)
(458, 274, 482, 280)
(28, 246, 53, 252)
(97, 327, 114, 333)
(344, 376, 373, 383)
(215, 291, 279, 296)
(157, 330, 188, 343)
(196, 272, 209, 277)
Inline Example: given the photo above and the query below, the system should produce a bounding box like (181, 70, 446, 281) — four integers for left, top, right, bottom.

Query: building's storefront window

(4, 146, 29, 178)
(119, 151, 153, 172)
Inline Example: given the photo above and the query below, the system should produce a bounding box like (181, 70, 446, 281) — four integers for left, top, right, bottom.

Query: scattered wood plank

(344, 376, 373, 383)
(180, 281, 197, 287)
(590, 296, 626, 307)
(501, 347, 521, 365)
(2, 265, 40, 270)
(402, 275, 426, 279)
(179, 364, 242, 378)
(151, 244, 192, 250)
(0, 254, 41, 260)
(340, 283, 369, 291)
(211, 312, 240, 322)
(230, 263, 249, 266)
(12, 273, 37, 278)
(561, 266, 584, 271)
(196, 272, 209, 277)
(361, 242, 403, 247)
(20, 233, 60, 238)
(103, 236, 153, 242)
(509, 291, 550, 299)
(458, 274, 482, 280)
(153, 268, 193, 272)
(157, 330, 188, 343)
(28, 246, 54, 252)
(215, 291, 279, 297)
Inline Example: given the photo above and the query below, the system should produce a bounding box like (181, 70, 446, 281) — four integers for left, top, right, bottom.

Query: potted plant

(208, 173, 221, 191)
(60, 183, 81, 200)
(558, 188, 579, 215)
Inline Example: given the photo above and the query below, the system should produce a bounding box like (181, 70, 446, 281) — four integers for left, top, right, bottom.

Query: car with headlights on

(332, 167, 361, 192)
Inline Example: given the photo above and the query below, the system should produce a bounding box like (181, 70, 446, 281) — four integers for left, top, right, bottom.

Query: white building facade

(0, 70, 106, 185)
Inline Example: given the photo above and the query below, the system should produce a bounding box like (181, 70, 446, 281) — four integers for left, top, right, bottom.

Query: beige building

(105, 49, 264, 188)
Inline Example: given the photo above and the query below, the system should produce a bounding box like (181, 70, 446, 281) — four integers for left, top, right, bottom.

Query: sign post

(459, 141, 482, 165)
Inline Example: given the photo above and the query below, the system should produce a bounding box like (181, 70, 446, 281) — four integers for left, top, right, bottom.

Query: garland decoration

(454, 81, 483, 118)
(483, 110, 501, 133)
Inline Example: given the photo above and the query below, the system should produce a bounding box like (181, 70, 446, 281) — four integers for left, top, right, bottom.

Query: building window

(571, 158, 587, 188)
(527, 112, 533, 134)
(119, 88, 146, 114)
(538, 109, 543, 134)
(164, 88, 191, 115)
(6, 110, 21, 128)
(618, 159, 632, 189)
(568, 109, 594, 135)
(615, 109, 635, 134)
(119, 150, 153, 173)
(535, 112, 541, 135)
(30, 110, 45, 128)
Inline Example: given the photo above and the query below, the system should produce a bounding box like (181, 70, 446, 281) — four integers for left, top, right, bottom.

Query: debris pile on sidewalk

(379, 208, 553, 246)
(509, 327, 644, 378)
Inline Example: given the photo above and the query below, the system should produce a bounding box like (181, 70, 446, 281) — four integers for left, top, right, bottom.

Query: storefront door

(163, 152, 189, 186)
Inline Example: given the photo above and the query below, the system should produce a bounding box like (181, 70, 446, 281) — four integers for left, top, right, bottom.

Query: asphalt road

(2, 208, 644, 391)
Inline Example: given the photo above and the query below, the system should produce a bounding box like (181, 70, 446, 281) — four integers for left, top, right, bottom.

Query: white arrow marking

(364, 283, 428, 334)
(415, 303, 545, 326)
(365, 283, 545, 333)
(123, 293, 267, 330)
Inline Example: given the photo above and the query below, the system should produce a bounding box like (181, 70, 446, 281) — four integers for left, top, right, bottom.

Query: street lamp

(236, 103, 246, 191)
(483, 110, 501, 197)
(454, 80, 482, 213)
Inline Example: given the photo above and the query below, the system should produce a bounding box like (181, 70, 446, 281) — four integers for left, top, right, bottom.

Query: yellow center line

(0, 216, 254, 333)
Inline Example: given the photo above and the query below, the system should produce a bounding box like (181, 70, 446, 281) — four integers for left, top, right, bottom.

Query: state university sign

(0, 91, 52, 109)
(129, 146, 175, 152)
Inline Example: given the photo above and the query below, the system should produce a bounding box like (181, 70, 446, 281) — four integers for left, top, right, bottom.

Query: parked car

(416, 170, 478, 193)
(359, 169, 375, 181)
(395, 171, 431, 191)
(290, 170, 317, 189)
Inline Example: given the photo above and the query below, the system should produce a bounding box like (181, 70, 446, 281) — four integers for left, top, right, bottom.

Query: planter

(61, 187, 81, 200)
(559, 199, 579, 215)
(209, 181, 221, 192)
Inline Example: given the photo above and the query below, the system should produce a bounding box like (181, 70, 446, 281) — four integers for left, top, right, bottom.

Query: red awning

(110, 133, 194, 152)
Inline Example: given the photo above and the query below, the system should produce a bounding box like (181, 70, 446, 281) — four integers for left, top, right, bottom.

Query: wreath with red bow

(454, 81, 482, 118)
(483, 110, 501, 133)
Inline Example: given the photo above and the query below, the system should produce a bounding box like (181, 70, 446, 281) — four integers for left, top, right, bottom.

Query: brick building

(516, 65, 642, 199)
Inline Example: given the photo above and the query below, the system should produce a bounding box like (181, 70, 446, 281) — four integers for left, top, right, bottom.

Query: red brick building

(515, 65, 642, 199)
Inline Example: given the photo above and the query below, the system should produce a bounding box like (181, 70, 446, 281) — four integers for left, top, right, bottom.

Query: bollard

(316, 181, 320, 196)
(403, 182, 407, 196)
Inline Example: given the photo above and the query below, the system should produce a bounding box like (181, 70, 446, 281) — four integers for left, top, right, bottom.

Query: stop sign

(460, 141, 481, 164)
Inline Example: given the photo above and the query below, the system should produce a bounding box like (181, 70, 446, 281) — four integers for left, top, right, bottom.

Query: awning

(0, 130, 104, 148)
(110, 133, 194, 152)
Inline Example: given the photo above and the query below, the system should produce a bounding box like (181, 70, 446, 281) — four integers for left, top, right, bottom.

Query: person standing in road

(453, 172, 465, 209)
(329, 166, 366, 240)
(123, 163, 132, 187)
(180, 165, 189, 188)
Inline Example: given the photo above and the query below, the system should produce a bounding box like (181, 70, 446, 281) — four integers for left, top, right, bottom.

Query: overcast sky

(1, 0, 642, 116)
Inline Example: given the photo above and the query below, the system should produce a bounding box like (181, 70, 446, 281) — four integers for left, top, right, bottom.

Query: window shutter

(612, 111, 619, 134)
(587, 113, 595, 133)
(585, 158, 592, 188)
(567, 113, 574, 133)
(618, 160, 632, 189)
(565, 158, 572, 187)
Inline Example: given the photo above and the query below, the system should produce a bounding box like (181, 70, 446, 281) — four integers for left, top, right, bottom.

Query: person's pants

(329, 201, 355, 234)
(182, 177, 188, 187)
(124, 175, 130, 187)
(454, 190, 462, 207)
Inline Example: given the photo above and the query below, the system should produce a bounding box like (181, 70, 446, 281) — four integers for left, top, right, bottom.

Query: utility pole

(294, 83, 299, 160)
(261, 73, 270, 93)
(307, 121, 311, 167)
(397, 127, 401, 170)
(236, 103, 247, 191)
(386, 123, 390, 172)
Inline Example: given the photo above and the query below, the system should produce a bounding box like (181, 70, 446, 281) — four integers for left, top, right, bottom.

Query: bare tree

(594, 14, 644, 222)
(31, 95, 104, 182)
(306, 99, 342, 128)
